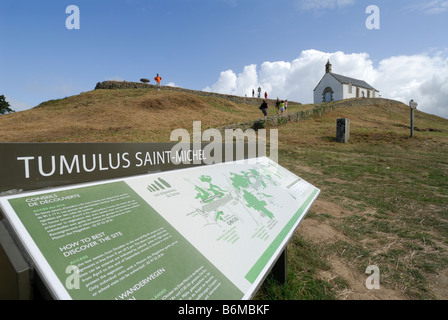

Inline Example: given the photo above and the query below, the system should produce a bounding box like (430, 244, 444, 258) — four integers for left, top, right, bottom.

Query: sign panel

(0, 142, 256, 193)
(0, 157, 319, 300)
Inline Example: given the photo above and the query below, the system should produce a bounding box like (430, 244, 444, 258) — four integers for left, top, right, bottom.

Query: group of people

(251, 87, 271, 99)
(258, 98, 288, 119)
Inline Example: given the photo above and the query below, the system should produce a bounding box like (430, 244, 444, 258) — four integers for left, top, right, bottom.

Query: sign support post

(271, 248, 287, 284)
(0, 220, 32, 300)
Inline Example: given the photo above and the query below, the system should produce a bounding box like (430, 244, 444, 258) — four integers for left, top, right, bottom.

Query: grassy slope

(261, 100, 448, 300)
(0, 88, 306, 142)
(1, 88, 447, 300)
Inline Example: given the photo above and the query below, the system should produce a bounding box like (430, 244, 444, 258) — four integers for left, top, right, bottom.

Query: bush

(252, 120, 265, 130)
(0, 95, 15, 114)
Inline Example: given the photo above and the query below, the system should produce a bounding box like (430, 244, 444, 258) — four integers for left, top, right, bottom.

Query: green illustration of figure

(242, 190, 274, 220)
(195, 186, 212, 203)
(230, 172, 252, 190)
(195, 175, 226, 203)
(200, 175, 226, 197)
(231, 169, 276, 191)
(215, 211, 224, 221)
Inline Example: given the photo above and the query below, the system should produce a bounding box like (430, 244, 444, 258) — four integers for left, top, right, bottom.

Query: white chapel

(313, 60, 379, 103)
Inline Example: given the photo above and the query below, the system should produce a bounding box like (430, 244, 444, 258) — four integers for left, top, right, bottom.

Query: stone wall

(217, 103, 338, 132)
(217, 98, 404, 132)
(94, 81, 301, 106)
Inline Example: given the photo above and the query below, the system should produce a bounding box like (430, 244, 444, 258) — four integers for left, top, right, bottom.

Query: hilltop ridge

(0, 83, 445, 143)
(95, 80, 302, 106)
(0, 83, 306, 143)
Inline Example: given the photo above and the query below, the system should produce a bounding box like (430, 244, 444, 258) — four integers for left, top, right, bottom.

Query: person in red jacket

(154, 74, 162, 90)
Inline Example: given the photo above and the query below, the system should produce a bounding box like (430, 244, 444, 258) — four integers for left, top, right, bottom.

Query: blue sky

(1, 0, 447, 118)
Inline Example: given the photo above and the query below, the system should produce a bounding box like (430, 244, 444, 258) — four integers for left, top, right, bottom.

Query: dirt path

(298, 199, 409, 300)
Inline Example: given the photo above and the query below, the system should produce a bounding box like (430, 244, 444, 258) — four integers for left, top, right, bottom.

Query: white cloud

(203, 65, 260, 96)
(204, 69, 237, 94)
(203, 49, 448, 119)
(235, 65, 259, 96)
(377, 53, 448, 118)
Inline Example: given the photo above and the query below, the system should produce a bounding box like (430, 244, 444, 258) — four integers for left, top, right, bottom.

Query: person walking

(154, 73, 162, 90)
(284, 99, 288, 114)
(264, 92, 268, 99)
(275, 98, 280, 114)
(259, 100, 269, 119)
(280, 100, 285, 114)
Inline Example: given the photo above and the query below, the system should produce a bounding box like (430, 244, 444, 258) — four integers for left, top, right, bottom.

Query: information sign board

(0, 142, 251, 193)
(0, 157, 319, 300)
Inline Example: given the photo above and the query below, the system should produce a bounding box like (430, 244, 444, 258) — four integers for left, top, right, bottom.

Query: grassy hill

(0, 86, 447, 300)
(269, 99, 448, 300)
(0, 87, 305, 142)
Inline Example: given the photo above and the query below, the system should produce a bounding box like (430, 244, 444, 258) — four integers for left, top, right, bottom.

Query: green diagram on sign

(187, 166, 290, 239)
(194, 175, 226, 204)
(242, 190, 273, 220)
(147, 177, 172, 193)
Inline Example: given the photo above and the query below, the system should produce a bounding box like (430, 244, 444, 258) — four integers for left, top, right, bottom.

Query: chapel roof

(330, 73, 377, 91)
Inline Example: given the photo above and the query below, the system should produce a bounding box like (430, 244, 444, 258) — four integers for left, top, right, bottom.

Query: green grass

(255, 117, 448, 299)
(255, 236, 340, 300)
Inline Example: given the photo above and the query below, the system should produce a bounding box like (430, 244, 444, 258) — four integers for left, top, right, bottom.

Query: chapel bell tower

(325, 60, 332, 74)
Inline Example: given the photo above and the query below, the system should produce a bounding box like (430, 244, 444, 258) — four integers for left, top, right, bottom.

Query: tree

(0, 95, 15, 115)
